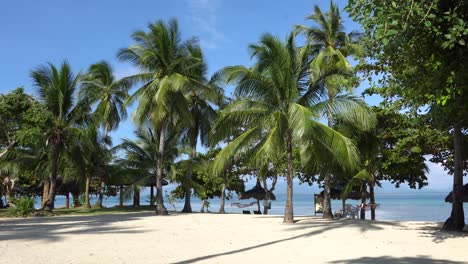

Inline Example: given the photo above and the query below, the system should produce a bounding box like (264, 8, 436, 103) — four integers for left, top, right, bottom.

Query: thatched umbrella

(238, 183, 276, 201)
(445, 183, 468, 203)
(238, 183, 276, 212)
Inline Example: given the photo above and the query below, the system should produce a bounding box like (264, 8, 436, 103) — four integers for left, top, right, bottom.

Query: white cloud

(185, 0, 227, 49)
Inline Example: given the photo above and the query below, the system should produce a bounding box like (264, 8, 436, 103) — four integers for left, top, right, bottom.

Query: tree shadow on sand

(328, 255, 466, 264)
(414, 222, 468, 243)
(0, 212, 157, 242)
(171, 218, 403, 264)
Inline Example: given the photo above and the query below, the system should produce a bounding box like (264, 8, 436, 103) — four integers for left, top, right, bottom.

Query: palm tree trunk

(85, 174, 91, 209)
(150, 184, 155, 207)
(156, 120, 168, 215)
(133, 189, 140, 207)
(43, 141, 60, 211)
(219, 181, 226, 213)
(42, 180, 50, 208)
(442, 124, 465, 231)
(119, 185, 124, 207)
(360, 183, 367, 220)
(95, 178, 105, 208)
(200, 199, 206, 213)
(5, 180, 15, 208)
(283, 131, 294, 223)
(370, 180, 376, 221)
(0, 188, 4, 208)
(64, 192, 69, 209)
(263, 177, 270, 215)
(72, 192, 79, 208)
(323, 108, 334, 219)
(342, 199, 346, 217)
(182, 139, 197, 213)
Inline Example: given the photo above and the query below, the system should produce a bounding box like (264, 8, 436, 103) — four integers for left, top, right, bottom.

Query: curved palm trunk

(323, 107, 334, 219)
(182, 139, 197, 213)
(43, 141, 60, 211)
(442, 124, 465, 231)
(283, 131, 294, 223)
(156, 121, 168, 215)
(84, 174, 91, 209)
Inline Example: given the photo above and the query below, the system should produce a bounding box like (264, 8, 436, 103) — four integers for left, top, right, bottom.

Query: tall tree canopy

(347, 0, 468, 230)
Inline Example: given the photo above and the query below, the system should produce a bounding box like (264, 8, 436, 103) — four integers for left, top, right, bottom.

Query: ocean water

(40, 191, 468, 222)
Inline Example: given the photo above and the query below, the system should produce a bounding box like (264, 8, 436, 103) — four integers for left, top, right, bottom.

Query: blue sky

(0, 0, 454, 191)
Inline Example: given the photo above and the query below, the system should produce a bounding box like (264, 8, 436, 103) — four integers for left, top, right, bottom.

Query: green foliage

(0, 88, 51, 148)
(8, 197, 35, 217)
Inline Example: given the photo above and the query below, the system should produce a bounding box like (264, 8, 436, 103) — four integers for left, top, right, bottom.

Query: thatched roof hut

(444, 184, 468, 203)
(238, 183, 276, 201)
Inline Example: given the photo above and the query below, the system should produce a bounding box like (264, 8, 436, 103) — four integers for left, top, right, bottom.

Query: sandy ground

(0, 212, 467, 264)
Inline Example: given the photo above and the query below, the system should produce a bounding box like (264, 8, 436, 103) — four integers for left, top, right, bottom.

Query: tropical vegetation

(0, 0, 466, 232)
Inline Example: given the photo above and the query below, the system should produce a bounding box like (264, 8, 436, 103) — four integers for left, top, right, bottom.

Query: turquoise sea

(39, 190, 468, 222)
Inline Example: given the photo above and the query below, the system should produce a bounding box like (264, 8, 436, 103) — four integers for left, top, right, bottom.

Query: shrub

(8, 197, 35, 217)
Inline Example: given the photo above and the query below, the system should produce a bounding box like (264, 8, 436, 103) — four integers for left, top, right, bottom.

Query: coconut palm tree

(31, 61, 89, 211)
(296, 1, 371, 219)
(180, 47, 223, 213)
(117, 126, 180, 207)
(295, 1, 362, 74)
(81, 61, 130, 133)
(118, 19, 195, 215)
(211, 33, 359, 223)
(80, 61, 130, 207)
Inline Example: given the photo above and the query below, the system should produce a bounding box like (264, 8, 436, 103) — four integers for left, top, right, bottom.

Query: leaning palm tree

(31, 61, 89, 211)
(80, 61, 130, 207)
(211, 33, 359, 223)
(296, 1, 370, 219)
(179, 47, 223, 213)
(118, 19, 196, 215)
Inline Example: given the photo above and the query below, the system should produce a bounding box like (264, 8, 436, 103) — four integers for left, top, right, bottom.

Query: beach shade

(238, 183, 276, 201)
(444, 183, 468, 203)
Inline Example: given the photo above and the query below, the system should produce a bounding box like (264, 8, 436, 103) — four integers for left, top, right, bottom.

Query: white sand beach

(0, 213, 467, 264)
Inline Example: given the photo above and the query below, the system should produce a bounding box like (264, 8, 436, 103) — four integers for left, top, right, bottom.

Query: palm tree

(295, 1, 362, 74)
(31, 61, 89, 211)
(80, 61, 130, 207)
(81, 61, 130, 133)
(117, 127, 180, 207)
(296, 1, 370, 219)
(211, 33, 359, 223)
(180, 47, 222, 213)
(118, 19, 196, 215)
